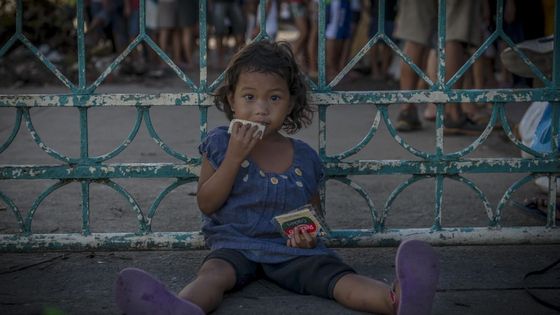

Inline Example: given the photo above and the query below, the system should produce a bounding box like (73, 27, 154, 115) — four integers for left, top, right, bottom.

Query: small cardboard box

(273, 205, 330, 238)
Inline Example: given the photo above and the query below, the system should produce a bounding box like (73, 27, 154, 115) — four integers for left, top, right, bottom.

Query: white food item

(227, 119, 266, 139)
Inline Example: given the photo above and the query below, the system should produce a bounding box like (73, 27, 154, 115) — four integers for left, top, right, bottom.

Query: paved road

(1, 245, 559, 314)
(1, 74, 559, 314)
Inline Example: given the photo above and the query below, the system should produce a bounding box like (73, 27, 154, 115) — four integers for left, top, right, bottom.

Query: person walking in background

(393, 0, 487, 135)
(157, 0, 181, 70)
(210, 0, 245, 69)
(255, 0, 279, 40)
(369, 0, 397, 81)
(243, 0, 260, 43)
(338, 0, 362, 74)
(86, 0, 128, 54)
(123, 0, 148, 75)
(178, 0, 199, 71)
(288, 0, 310, 70)
(307, 0, 319, 79)
(325, 0, 353, 81)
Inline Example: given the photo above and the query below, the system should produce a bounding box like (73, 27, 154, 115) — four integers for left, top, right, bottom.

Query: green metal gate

(0, 0, 559, 251)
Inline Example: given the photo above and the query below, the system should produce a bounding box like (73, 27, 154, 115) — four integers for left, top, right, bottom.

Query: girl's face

(228, 71, 293, 136)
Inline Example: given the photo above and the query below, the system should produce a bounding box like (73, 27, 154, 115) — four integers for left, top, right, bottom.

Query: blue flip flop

(394, 239, 440, 315)
(115, 267, 204, 315)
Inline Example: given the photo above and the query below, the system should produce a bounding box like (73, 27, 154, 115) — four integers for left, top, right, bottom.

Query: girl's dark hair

(214, 40, 312, 134)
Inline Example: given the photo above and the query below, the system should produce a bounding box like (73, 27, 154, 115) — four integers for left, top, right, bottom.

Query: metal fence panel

(0, 0, 559, 251)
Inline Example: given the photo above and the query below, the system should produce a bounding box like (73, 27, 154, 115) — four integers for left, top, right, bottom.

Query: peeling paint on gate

(0, 0, 559, 251)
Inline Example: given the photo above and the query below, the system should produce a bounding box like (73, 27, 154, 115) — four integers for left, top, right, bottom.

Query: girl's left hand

(286, 227, 317, 249)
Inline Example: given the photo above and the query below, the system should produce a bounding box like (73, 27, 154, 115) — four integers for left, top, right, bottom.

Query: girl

(115, 40, 439, 315)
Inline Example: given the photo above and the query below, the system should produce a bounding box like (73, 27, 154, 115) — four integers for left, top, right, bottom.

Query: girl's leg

(333, 273, 394, 314)
(178, 258, 237, 314)
(333, 239, 439, 315)
(115, 258, 236, 315)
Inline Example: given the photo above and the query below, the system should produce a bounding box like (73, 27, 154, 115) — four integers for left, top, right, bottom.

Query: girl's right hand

(226, 121, 261, 163)
(287, 227, 317, 249)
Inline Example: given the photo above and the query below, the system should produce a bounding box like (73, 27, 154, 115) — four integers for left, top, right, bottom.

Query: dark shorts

(204, 248, 355, 299)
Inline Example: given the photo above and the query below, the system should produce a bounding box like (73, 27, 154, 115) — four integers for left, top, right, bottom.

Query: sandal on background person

(396, 108, 422, 131)
(424, 103, 491, 126)
(464, 110, 491, 126)
(443, 115, 486, 136)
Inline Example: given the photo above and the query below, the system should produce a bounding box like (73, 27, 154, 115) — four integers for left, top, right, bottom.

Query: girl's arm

(197, 124, 261, 215)
(196, 156, 238, 215)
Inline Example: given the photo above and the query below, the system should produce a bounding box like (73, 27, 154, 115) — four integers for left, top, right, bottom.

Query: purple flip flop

(115, 267, 204, 315)
(394, 239, 440, 315)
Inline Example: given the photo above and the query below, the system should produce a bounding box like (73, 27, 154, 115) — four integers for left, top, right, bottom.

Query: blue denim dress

(199, 127, 336, 263)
